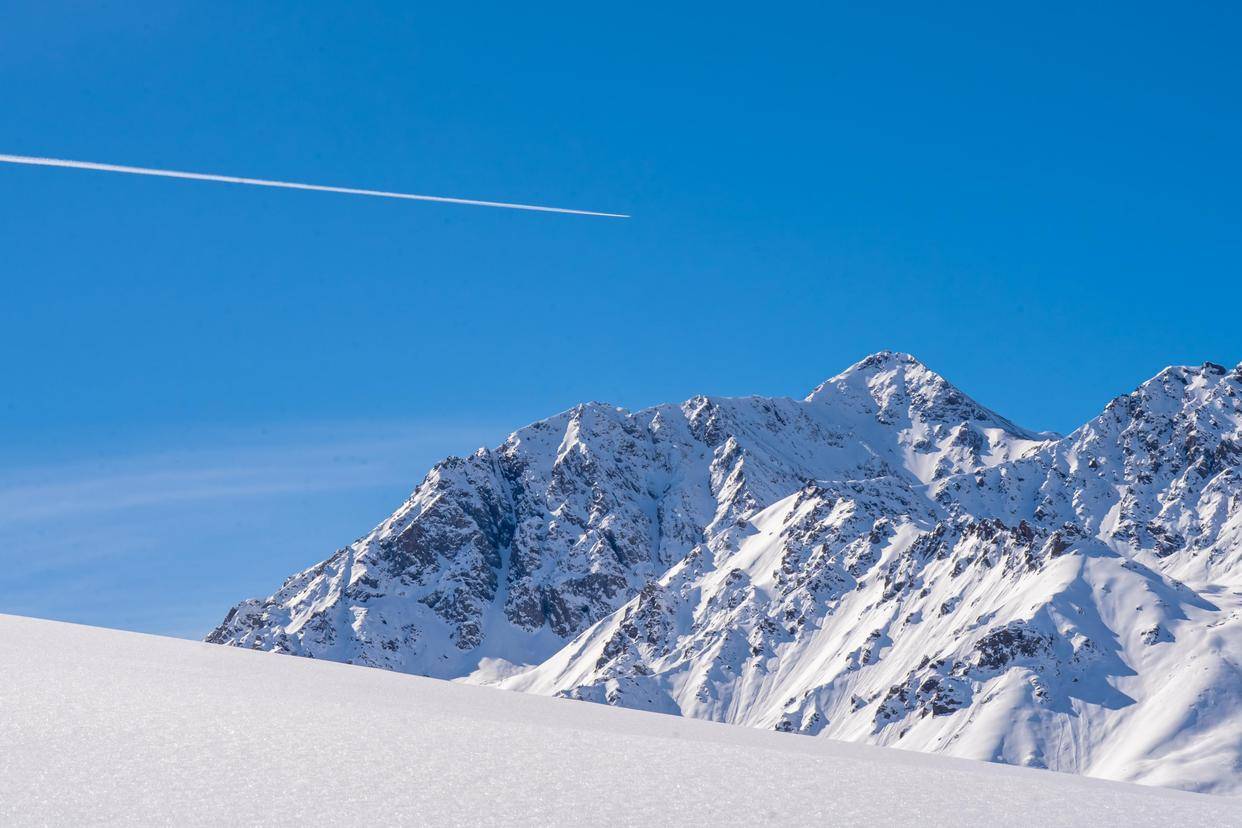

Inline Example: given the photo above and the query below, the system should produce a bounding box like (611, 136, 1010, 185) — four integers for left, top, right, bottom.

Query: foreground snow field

(1, 615, 1236, 826)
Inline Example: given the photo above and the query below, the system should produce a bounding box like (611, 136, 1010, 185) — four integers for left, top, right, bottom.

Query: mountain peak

(804, 351, 1042, 440)
(805, 351, 946, 397)
(833, 349, 924, 378)
(1098, 359, 1242, 424)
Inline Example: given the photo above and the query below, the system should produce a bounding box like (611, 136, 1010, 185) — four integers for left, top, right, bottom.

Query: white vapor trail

(0, 153, 628, 218)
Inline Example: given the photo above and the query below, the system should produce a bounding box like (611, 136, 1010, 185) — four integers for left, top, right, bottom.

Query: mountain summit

(208, 353, 1242, 794)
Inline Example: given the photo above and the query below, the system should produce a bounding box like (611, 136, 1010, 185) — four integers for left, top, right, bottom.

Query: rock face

(208, 352, 1242, 794)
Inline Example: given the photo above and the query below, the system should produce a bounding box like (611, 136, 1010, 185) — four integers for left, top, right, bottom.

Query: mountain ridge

(208, 352, 1242, 794)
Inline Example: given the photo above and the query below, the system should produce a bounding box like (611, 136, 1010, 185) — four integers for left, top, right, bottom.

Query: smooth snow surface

(1, 614, 1236, 826)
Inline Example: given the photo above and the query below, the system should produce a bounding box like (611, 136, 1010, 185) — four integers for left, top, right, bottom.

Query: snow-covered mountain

(208, 352, 1242, 794)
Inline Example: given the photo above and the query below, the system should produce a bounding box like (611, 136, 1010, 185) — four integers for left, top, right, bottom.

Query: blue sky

(2, 3, 1239, 636)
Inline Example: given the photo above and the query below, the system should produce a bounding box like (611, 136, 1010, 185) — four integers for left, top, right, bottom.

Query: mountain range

(208, 351, 1242, 794)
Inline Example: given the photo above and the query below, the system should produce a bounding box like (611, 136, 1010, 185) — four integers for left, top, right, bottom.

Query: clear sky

(2, 3, 1239, 636)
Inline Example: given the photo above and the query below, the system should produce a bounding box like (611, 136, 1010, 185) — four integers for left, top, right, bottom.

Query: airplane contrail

(0, 153, 628, 218)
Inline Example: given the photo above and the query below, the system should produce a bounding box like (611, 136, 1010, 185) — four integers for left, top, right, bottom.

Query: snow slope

(1, 614, 1236, 826)
(208, 352, 1242, 794)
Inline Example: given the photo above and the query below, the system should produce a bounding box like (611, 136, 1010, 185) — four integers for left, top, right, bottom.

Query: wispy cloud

(0, 420, 506, 637)
(0, 421, 497, 524)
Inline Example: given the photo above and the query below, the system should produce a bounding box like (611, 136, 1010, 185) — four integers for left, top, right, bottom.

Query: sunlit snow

(1, 614, 1235, 826)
